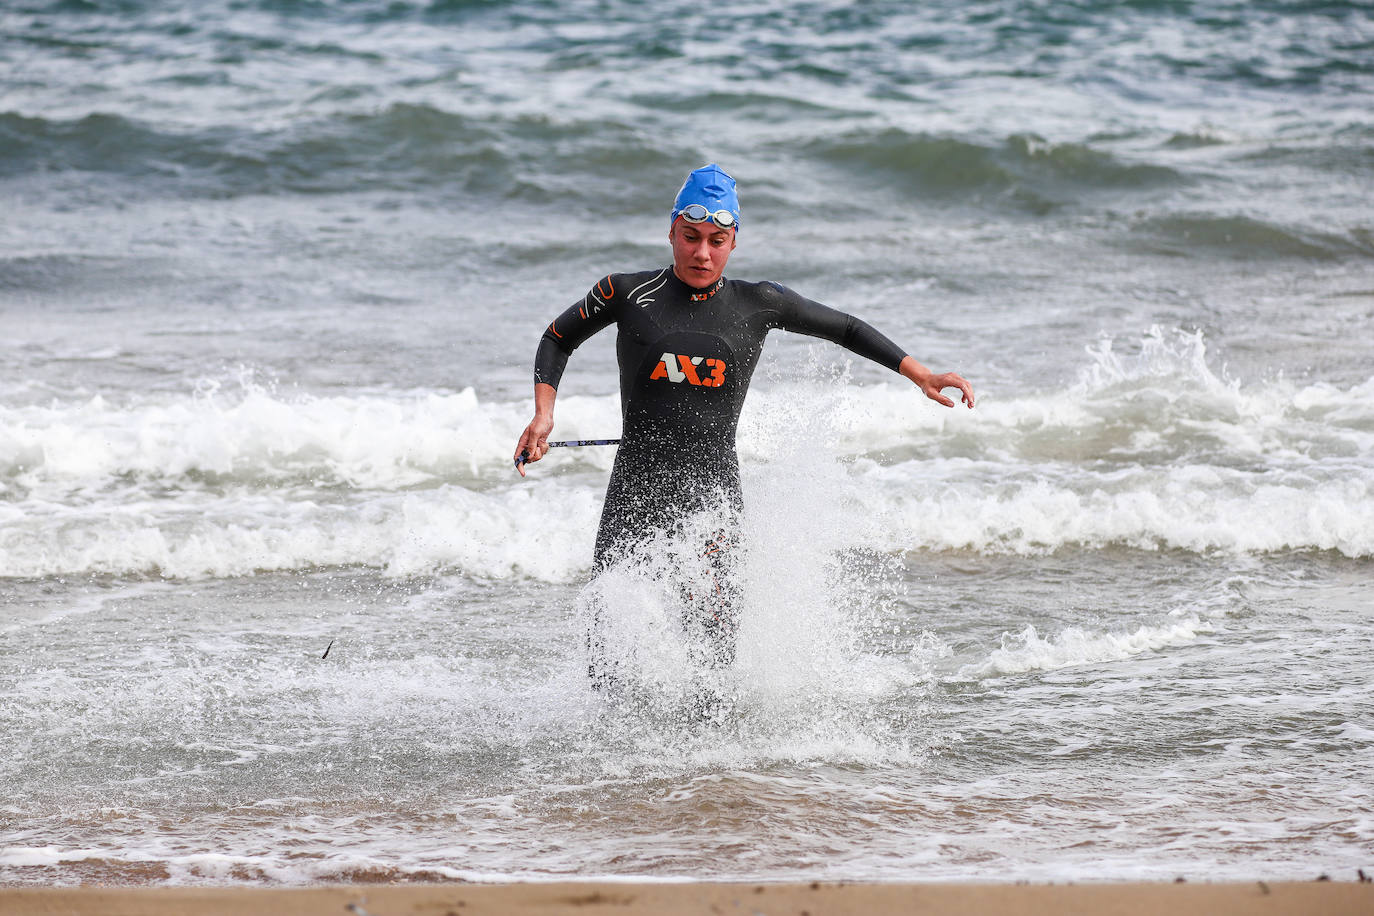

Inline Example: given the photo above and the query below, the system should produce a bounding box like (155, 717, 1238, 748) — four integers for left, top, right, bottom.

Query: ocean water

(3, 0, 1373, 886)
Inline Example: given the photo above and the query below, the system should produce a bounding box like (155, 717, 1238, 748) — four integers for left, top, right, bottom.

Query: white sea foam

(854, 460, 1374, 557)
(0, 385, 622, 490)
(964, 613, 1211, 678)
(0, 482, 604, 581)
(3, 333, 1373, 579)
(3, 328, 1368, 491)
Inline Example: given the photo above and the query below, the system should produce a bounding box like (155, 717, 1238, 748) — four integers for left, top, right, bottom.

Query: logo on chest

(648, 352, 727, 388)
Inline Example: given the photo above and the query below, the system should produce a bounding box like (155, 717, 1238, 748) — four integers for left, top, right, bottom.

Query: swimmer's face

(669, 218, 736, 289)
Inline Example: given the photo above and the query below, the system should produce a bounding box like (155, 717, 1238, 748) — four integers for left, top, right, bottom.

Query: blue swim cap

(670, 163, 740, 232)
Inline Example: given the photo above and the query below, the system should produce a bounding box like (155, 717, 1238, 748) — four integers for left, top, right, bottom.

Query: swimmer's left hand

(899, 356, 975, 409)
(923, 371, 975, 409)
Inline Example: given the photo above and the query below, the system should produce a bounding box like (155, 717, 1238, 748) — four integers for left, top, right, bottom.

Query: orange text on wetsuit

(648, 353, 727, 387)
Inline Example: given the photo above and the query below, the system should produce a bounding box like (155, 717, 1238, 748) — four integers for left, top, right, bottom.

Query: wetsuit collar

(668, 269, 726, 302)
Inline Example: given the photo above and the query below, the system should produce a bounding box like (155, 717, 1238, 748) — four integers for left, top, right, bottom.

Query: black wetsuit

(535, 267, 907, 677)
(535, 267, 908, 570)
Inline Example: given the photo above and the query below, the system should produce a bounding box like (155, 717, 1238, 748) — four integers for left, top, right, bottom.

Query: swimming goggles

(677, 203, 737, 230)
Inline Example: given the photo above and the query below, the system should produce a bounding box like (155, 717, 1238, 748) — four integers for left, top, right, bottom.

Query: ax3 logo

(648, 352, 727, 387)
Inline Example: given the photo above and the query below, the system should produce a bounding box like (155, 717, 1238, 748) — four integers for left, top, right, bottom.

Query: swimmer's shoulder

(730, 278, 805, 314)
(598, 267, 676, 308)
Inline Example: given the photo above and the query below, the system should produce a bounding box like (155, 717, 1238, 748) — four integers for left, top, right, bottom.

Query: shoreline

(3, 880, 1372, 916)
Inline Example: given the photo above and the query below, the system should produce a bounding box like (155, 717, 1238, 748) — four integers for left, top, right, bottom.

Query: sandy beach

(3, 881, 1372, 916)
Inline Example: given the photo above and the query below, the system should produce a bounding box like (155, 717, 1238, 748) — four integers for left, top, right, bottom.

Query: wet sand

(3, 881, 1371, 915)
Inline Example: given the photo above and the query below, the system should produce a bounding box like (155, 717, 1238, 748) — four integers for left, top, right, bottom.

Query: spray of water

(561, 354, 937, 769)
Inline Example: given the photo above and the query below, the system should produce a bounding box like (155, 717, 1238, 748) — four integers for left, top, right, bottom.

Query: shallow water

(2, 0, 1373, 886)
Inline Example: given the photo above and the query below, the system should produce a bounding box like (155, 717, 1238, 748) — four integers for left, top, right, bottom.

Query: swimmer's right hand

(513, 414, 554, 477)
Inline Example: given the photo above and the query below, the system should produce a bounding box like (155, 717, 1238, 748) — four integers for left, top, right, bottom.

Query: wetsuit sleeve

(533, 276, 619, 389)
(763, 282, 908, 372)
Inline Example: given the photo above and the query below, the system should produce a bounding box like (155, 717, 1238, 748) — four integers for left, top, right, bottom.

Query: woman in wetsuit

(514, 164, 974, 675)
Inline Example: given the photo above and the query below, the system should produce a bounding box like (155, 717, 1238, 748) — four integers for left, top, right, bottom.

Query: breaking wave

(2, 329, 1372, 580)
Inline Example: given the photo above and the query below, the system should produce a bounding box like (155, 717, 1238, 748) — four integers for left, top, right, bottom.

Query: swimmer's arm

(517, 283, 617, 476)
(513, 382, 557, 477)
(534, 294, 616, 389)
(768, 283, 974, 409)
